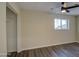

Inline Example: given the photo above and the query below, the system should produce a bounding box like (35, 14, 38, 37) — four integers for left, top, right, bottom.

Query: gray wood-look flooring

(8, 42, 79, 57)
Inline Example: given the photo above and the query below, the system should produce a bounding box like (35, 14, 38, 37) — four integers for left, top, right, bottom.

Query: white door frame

(6, 2, 22, 52)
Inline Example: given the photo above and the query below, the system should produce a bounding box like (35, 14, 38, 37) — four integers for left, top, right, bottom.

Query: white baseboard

(0, 53, 7, 57)
(22, 41, 77, 51)
(17, 49, 23, 53)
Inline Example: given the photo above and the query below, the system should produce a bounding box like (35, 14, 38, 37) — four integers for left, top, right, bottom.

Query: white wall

(0, 2, 7, 57)
(76, 16, 79, 42)
(21, 10, 76, 50)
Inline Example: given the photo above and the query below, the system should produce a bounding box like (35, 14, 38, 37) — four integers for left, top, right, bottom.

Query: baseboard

(76, 41, 79, 43)
(22, 41, 77, 51)
(17, 49, 23, 53)
(0, 53, 7, 57)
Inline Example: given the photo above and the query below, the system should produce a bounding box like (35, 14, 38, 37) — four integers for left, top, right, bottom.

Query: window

(54, 18, 69, 30)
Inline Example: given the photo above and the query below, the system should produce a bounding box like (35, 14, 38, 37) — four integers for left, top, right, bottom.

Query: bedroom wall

(0, 2, 7, 57)
(21, 10, 76, 50)
(76, 16, 79, 42)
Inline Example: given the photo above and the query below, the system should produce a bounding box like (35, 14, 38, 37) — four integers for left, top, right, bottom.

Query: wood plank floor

(8, 42, 79, 57)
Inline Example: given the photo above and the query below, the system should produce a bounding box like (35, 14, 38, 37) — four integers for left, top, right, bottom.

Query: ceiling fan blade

(65, 5, 79, 9)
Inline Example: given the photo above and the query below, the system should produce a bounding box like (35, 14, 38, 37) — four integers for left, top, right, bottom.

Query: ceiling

(16, 2, 79, 15)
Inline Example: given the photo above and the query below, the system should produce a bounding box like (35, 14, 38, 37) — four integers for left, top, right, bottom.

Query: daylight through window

(54, 18, 69, 30)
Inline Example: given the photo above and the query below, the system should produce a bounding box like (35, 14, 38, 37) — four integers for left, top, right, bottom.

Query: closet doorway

(6, 7, 17, 56)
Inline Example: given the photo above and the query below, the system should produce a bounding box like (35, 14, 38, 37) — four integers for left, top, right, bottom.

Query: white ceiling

(16, 2, 79, 15)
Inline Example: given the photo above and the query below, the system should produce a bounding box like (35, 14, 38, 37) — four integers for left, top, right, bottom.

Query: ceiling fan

(61, 2, 79, 13)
